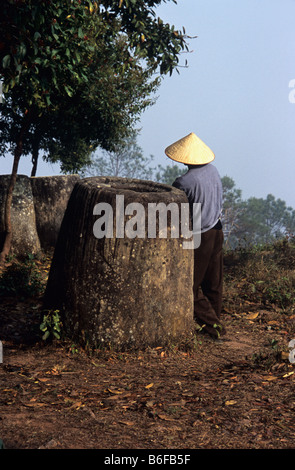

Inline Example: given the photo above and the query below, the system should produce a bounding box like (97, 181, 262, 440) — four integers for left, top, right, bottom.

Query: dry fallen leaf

(283, 371, 294, 378)
(118, 420, 134, 426)
(145, 400, 155, 408)
(168, 399, 187, 407)
(158, 414, 175, 421)
(145, 383, 154, 389)
(69, 401, 84, 410)
(23, 402, 46, 408)
(105, 395, 121, 400)
(225, 400, 237, 406)
(246, 312, 259, 320)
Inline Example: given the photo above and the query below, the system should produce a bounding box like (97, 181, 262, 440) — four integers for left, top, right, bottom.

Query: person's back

(173, 163, 223, 233)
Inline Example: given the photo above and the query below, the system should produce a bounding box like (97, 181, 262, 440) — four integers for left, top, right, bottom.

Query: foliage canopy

(0, 0, 189, 172)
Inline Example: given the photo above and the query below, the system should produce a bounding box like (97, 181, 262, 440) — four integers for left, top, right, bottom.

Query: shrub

(0, 253, 45, 297)
(224, 237, 295, 311)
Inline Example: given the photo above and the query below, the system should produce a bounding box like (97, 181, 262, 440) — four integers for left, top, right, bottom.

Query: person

(165, 132, 226, 339)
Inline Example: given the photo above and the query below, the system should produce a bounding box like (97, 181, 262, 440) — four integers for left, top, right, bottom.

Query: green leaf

(2, 55, 11, 69)
(64, 86, 73, 97)
(42, 330, 50, 340)
(45, 94, 51, 106)
(18, 44, 27, 59)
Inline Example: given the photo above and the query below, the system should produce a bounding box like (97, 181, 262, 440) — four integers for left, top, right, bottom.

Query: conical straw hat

(165, 132, 215, 165)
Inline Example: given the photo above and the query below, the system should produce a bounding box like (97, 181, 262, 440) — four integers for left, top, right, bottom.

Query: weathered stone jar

(30, 174, 80, 250)
(0, 175, 41, 256)
(43, 177, 194, 350)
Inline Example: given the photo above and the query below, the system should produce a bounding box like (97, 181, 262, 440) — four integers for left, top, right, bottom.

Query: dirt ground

(0, 287, 294, 452)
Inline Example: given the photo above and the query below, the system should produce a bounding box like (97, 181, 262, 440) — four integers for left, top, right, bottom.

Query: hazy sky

(138, 0, 295, 207)
(1, 0, 295, 207)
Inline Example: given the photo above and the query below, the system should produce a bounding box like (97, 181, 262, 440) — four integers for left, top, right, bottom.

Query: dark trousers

(193, 227, 225, 337)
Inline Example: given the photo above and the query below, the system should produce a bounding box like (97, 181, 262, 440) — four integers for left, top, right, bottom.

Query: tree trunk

(43, 177, 195, 350)
(31, 140, 39, 177)
(0, 111, 31, 266)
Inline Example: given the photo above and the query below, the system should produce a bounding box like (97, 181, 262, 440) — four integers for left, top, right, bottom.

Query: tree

(0, 14, 161, 175)
(0, 0, 190, 263)
(236, 195, 295, 246)
(84, 129, 155, 180)
(155, 163, 186, 185)
(0, 88, 94, 176)
(84, 143, 189, 183)
(220, 176, 295, 248)
(221, 176, 243, 248)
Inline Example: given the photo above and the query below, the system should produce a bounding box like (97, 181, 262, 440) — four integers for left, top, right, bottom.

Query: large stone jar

(0, 175, 41, 256)
(30, 175, 80, 250)
(43, 177, 194, 350)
